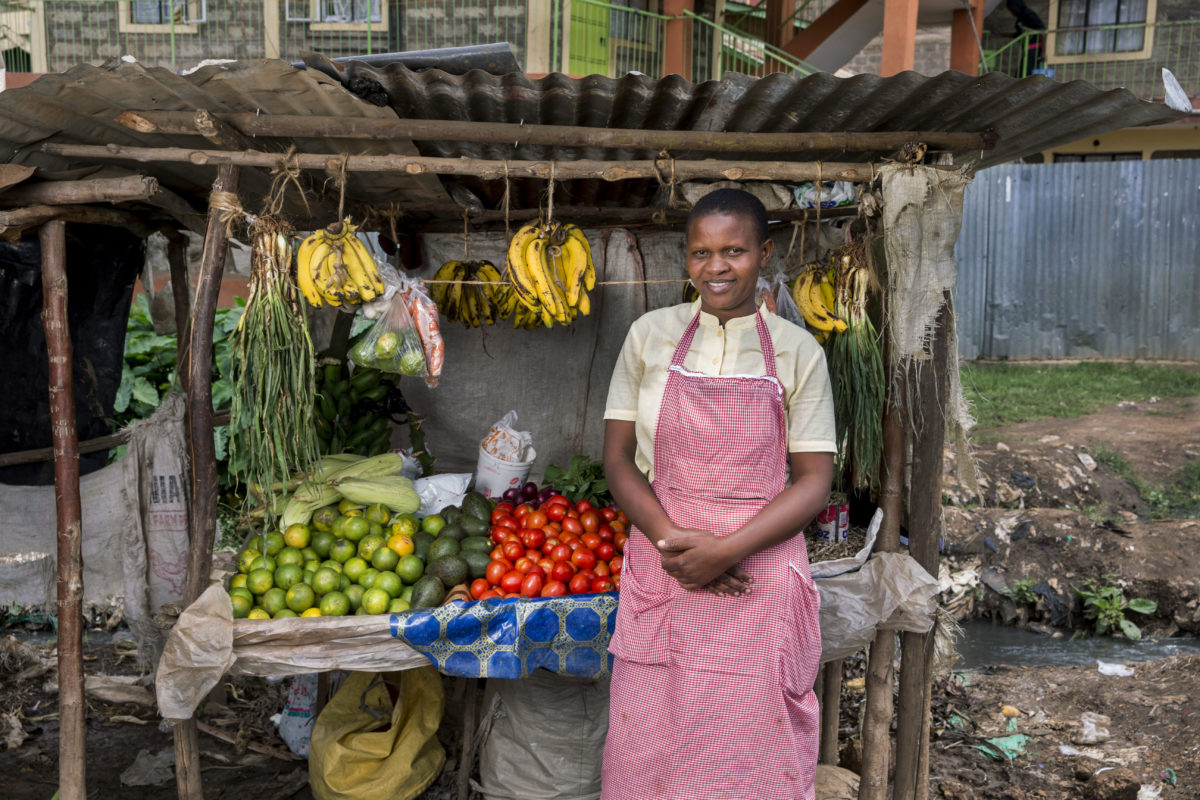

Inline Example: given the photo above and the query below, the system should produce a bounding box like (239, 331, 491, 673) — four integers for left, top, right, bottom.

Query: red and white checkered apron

(602, 311, 822, 800)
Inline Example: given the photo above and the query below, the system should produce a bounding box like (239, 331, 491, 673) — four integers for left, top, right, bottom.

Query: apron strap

(669, 308, 780, 377)
(669, 313, 702, 367)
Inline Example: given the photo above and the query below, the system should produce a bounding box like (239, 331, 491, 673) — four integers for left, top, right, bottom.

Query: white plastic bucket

(474, 445, 536, 499)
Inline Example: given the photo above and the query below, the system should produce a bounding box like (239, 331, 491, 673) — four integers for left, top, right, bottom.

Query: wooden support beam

(114, 110, 998, 154)
(765, 0, 794, 51)
(456, 678, 480, 800)
(0, 411, 230, 468)
(41, 219, 86, 800)
(859, 345, 906, 800)
(784, 0, 870, 61)
(0, 175, 159, 206)
(893, 296, 951, 800)
(167, 230, 192, 373)
(0, 204, 152, 238)
(193, 109, 257, 152)
(42, 143, 916, 184)
(819, 659, 842, 764)
(175, 163, 239, 800)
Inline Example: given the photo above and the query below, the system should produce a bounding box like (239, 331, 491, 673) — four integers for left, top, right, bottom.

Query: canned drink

(836, 503, 850, 542)
(815, 505, 838, 542)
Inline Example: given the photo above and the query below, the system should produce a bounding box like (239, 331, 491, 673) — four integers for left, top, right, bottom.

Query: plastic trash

(971, 733, 1030, 762)
(1074, 711, 1111, 745)
(1097, 660, 1135, 677)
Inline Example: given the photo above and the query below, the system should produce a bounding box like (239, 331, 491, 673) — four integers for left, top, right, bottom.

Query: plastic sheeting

(156, 550, 937, 720)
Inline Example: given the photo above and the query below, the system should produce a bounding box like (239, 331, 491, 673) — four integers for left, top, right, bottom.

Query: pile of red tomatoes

(471, 495, 628, 601)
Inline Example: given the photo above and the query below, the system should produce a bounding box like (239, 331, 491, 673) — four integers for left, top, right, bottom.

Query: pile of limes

(228, 499, 442, 619)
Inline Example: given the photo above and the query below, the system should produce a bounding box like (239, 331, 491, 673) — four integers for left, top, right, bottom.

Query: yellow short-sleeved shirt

(604, 300, 836, 482)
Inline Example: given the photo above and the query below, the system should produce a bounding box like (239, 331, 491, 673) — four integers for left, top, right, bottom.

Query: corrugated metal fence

(955, 159, 1200, 361)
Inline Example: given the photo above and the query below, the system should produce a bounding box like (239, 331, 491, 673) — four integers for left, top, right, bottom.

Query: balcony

(982, 19, 1200, 104)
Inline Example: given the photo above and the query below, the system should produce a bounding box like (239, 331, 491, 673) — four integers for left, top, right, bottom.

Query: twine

(501, 160, 511, 243)
(264, 145, 309, 218)
(545, 160, 556, 224)
(462, 208, 471, 261)
(324, 154, 349, 221)
(209, 190, 245, 238)
(652, 150, 683, 223)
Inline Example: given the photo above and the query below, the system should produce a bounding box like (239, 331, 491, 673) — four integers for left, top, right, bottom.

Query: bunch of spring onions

(828, 251, 885, 493)
(228, 217, 321, 525)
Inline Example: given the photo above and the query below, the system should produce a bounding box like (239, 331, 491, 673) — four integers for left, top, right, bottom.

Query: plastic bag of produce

(350, 290, 428, 379)
(755, 275, 777, 314)
(770, 271, 804, 327)
(308, 668, 445, 800)
(480, 410, 532, 463)
(396, 272, 444, 388)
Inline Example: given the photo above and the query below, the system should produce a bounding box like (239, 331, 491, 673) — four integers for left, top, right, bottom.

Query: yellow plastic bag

(309, 667, 446, 800)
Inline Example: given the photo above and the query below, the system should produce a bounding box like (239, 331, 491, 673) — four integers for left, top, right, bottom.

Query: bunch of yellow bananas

(297, 218, 384, 308)
(505, 221, 595, 327)
(793, 264, 848, 342)
(431, 259, 516, 327)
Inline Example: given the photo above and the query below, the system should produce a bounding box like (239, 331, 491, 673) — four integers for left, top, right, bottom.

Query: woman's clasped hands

(656, 530, 754, 597)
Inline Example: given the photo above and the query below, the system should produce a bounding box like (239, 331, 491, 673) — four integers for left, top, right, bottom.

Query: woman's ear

(760, 236, 775, 265)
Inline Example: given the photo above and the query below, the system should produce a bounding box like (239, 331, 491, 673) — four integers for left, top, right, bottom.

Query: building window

(1048, 0, 1156, 62)
(1053, 152, 1141, 162)
(119, 0, 205, 33)
(286, 0, 387, 29)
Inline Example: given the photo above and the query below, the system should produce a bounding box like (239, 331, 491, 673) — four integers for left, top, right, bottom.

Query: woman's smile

(685, 212, 773, 324)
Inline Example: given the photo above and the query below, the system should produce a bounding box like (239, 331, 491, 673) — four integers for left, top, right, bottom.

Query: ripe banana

(500, 221, 595, 328)
(296, 218, 385, 308)
(794, 269, 847, 334)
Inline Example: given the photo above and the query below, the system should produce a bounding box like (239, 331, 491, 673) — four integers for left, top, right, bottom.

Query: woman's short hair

(686, 188, 769, 244)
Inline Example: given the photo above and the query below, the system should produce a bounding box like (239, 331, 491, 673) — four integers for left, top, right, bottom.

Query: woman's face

(685, 211, 773, 324)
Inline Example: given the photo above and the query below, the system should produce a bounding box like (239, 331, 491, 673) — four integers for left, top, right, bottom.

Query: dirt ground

(1, 395, 1198, 799)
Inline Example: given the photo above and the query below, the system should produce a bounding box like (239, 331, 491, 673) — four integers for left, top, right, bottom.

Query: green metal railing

(551, 0, 668, 79)
(686, 8, 816, 80)
(983, 19, 1199, 102)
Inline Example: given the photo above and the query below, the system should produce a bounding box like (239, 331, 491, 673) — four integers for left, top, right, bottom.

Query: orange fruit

(246, 568, 275, 596)
(319, 591, 351, 617)
(311, 567, 341, 596)
(285, 583, 315, 613)
(361, 587, 390, 615)
(230, 593, 252, 619)
(300, 607, 322, 617)
(387, 533, 414, 557)
(283, 524, 311, 550)
(371, 546, 399, 572)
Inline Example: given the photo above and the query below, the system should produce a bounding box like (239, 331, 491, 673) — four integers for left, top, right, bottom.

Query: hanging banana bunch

(296, 217, 385, 308)
(792, 262, 848, 344)
(504, 221, 596, 328)
(430, 259, 515, 327)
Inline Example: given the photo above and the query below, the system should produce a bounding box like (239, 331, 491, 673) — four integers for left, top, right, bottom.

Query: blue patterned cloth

(389, 592, 619, 679)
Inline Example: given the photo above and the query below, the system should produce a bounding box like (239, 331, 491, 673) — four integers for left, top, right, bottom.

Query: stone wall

(842, 24, 953, 76)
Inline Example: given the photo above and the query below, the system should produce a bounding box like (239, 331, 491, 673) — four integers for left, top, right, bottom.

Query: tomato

(612, 574, 621, 591)
(561, 517, 583, 537)
(542, 537, 560, 553)
(490, 545, 504, 560)
(568, 540, 583, 552)
(545, 503, 567, 522)
(541, 580, 568, 597)
(599, 507, 617, 522)
(479, 588, 503, 601)
(608, 555, 622, 575)
(504, 592, 521, 599)
(470, 578, 490, 599)
(514, 503, 534, 520)
(514, 556, 536, 574)
(525, 564, 546, 582)
(521, 527, 546, 549)
(595, 541, 616, 562)
(581, 532, 602, 551)
(546, 494, 571, 508)
(571, 547, 597, 570)
(549, 544, 572, 563)
(520, 573, 544, 598)
(537, 557, 556, 575)
(490, 526, 511, 544)
(614, 532, 628, 552)
(525, 511, 549, 530)
(496, 515, 519, 531)
(580, 510, 601, 534)
(579, 568, 597, 582)
(500, 570, 524, 594)
(591, 577, 614, 593)
(547, 521, 563, 534)
(568, 572, 592, 594)
(502, 540, 526, 561)
(575, 499, 594, 514)
(485, 559, 511, 587)
(491, 508, 513, 524)
(596, 523, 615, 542)
(593, 561, 610, 577)
(616, 510, 629, 526)
(551, 561, 576, 583)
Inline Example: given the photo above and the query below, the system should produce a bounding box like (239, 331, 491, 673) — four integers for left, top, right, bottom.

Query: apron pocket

(780, 563, 822, 698)
(609, 542, 673, 665)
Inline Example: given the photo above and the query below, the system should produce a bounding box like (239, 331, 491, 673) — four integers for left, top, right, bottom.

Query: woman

(601, 188, 835, 800)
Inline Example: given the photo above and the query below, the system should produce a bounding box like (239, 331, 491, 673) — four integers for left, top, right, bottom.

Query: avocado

(412, 531, 434, 561)
(426, 536, 461, 562)
(461, 492, 492, 522)
(438, 522, 466, 542)
(427, 554, 470, 588)
(459, 515, 488, 537)
(461, 549, 491, 580)
(460, 536, 492, 553)
(410, 575, 446, 609)
(440, 505, 463, 526)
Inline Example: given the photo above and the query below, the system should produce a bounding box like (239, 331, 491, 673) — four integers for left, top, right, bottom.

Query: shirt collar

(690, 298, 764, 330)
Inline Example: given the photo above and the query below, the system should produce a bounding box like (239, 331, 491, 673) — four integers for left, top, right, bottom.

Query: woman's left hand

(657, 531, 742, 591)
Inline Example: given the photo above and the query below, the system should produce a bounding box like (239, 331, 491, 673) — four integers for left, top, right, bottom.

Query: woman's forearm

(603, 420, 678, 543)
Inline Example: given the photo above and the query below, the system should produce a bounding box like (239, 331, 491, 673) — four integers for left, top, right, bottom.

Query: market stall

(0, 52, 1186, 800)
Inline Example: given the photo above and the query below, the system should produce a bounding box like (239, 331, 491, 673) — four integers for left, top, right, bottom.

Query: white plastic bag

(770, 271, 804, 327)
(414, 473, 473, 516)
(276, 673, 318, 757)
(481, 411, 533, 463)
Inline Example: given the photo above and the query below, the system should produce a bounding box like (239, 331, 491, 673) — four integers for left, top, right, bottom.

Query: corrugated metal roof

(0, 56, 1185, 227)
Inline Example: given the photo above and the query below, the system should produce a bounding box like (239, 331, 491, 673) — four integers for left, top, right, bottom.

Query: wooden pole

(456, 678, 480, 800)
(0, 204, 152, 238)
(0, 411, 230, 468)
(819, 660, 842, 764)
(0, 175, 159, 206)
(893, 296, 951, 800)
(41, 143, 918, 185)
(858, 364, 906, 800)
(41, 219, 86, 800)
(167, 231, 192, 375)
(114, 111, 999, 154)
(174, 163, 239, 800)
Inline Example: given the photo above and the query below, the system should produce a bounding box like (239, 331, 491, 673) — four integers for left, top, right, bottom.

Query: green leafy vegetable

(543, 455, 611, 507)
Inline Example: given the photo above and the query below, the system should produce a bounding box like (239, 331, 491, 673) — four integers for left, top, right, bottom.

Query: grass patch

(962, 362, 1200, 428)
(1093, 444, 1200, 519)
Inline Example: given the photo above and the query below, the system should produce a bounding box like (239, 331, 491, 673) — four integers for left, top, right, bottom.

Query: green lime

(329, 538, 357, 563)
(275, 547, 305, 568)
(343, 557, 368, 583)
(319, 591, 351, 617)
(357, 533, 386, 562)
(374, 570, 403, 598)
(375, 331, 401, 361)
(259, 532, 285, 557)
(311, 567, 342, 596)
(420, 514, 446, 536)
(273, 608, 299, 620)
(273, 564, 304, 591)
(371, 546, 399, 572)
(248, 555, 277, 574)
(361, 587, 391, 615)
(358, 568, 380, 589)
(344, 584, 366, 610)
(390, 515, 418, 538)
(237, 548, 261, 574)
(311, 506, 338, 532)
(285, 583, 315, 613)
(396, 554, 424, 584)
(388, 597, 411, 613)
(311, 530, 336, 558)
(364, 503, 391, 526)
(343, 516, 370, 542)
(261, 587, 287, 616)
(247, 607, 271, 620)
(399, 349, 425, 376)
(247, 568, 275, 596)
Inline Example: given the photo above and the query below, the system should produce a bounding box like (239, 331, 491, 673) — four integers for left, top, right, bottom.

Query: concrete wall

(842, 24, 953, 76)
